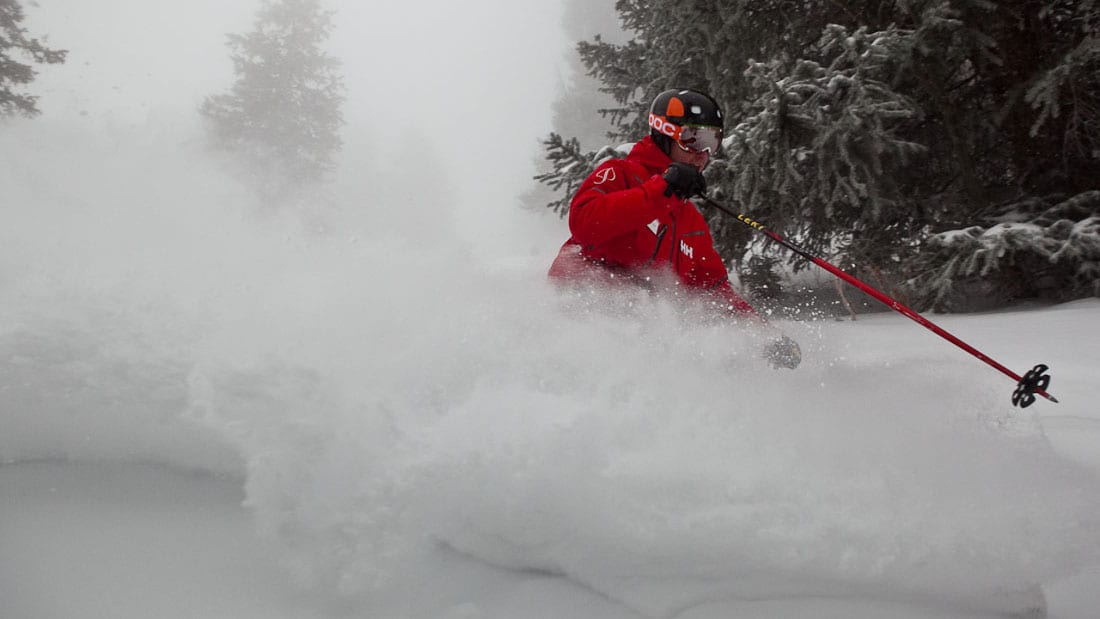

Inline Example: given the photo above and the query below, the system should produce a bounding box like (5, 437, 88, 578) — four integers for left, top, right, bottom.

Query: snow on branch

(914, 191, 1100, 310)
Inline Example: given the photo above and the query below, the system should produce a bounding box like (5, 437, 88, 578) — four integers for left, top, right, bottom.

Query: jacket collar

(627, 135, 672, 175)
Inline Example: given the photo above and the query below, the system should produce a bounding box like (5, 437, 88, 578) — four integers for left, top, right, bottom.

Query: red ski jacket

(548, 136, 759, 318)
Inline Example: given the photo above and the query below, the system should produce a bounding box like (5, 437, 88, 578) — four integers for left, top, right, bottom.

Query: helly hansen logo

(680, 239, 693, 259)
(594, 167, 617, 185)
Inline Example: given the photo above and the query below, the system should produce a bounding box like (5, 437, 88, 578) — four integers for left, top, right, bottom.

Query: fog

(20, 0, 570, 251)
(4, 0, 579, 479)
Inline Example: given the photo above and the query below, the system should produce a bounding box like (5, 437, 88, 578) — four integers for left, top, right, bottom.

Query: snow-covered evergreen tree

(540, 0, 1100, 309)
(912, 191, 1100, 310)
(716, 24, 925, 270)
(909, 0, 1100, 308)
(200, 0, 344, 205)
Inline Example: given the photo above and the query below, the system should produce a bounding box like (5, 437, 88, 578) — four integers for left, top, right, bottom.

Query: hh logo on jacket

(680, 239, 694, 259)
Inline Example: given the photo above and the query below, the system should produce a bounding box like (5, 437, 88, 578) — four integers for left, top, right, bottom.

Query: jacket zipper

(669, 211, 679, 269)
(646, 224, 668, 267)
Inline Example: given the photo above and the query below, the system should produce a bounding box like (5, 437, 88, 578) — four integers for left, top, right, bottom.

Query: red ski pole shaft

(697, 195, 1058, 404)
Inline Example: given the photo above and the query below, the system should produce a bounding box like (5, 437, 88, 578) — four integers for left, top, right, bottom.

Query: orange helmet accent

(666, 96, 685, 118)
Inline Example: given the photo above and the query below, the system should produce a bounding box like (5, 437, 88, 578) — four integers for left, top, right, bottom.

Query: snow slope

(2, 119, 1100, 617)
(4, 294, 1100, 619)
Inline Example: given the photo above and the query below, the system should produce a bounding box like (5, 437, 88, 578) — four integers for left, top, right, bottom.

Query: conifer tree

(717, 24, 926, 269)
(539, 0, 1100, 309)
(0, 0, 66, 118)
(902, 0, 1100, 308)
(201, 0, 344, 201)
(910, 191, 1100, 310)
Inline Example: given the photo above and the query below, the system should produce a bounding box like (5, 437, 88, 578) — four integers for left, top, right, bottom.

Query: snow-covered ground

(3, 288, 1099, 619)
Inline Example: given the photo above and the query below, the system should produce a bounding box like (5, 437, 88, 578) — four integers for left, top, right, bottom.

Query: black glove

(662, 162, 706, 199)
(764, 335, 802, 370)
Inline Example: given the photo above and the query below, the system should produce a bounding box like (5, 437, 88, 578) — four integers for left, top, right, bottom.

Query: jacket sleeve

(708, 279, 762, 318)
(568, 160, 672, 247)
(679, 208, 763, 320)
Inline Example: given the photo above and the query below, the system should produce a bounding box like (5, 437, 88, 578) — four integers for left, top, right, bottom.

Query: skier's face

(668, 142, 710, 171)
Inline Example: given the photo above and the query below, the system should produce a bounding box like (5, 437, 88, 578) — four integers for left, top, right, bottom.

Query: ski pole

(696, 194, 1058, 408)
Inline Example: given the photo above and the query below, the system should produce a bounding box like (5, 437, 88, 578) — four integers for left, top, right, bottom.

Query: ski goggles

(673, 124, 723, 155)
(649, 113, 723, 155)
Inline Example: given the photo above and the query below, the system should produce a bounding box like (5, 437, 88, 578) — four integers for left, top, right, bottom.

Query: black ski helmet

(648, 88, 724, 155)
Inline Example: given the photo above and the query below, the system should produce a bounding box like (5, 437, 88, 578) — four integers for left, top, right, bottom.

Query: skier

(548, 88, 801, 369)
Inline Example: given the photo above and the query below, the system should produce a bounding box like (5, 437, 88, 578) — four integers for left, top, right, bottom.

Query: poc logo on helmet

(648, 113, 680, 139)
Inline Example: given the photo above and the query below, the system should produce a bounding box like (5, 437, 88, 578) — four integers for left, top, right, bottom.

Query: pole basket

(1011, 364, 1053, 408)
